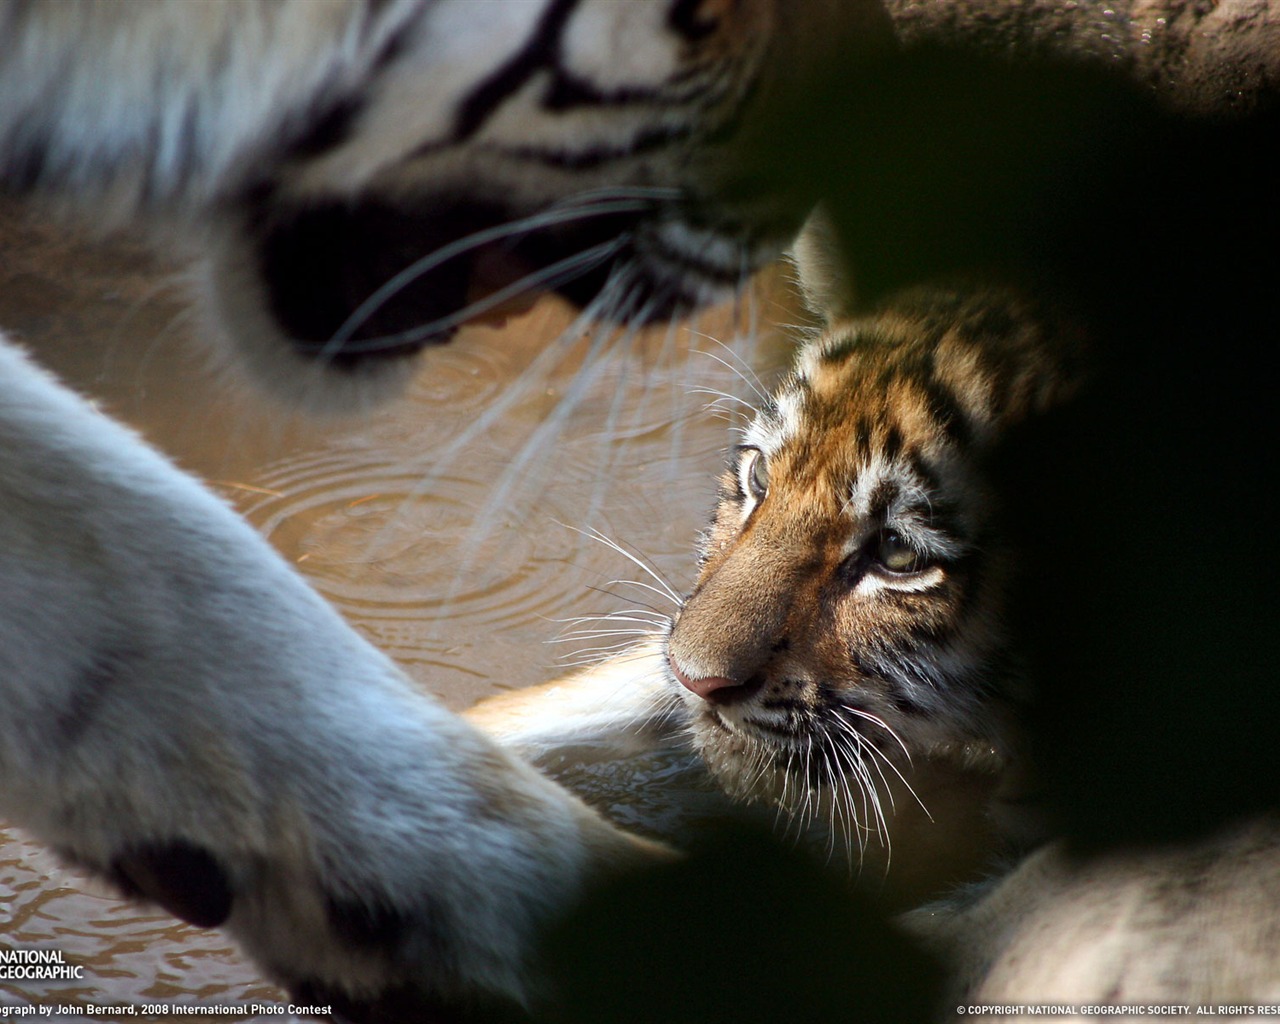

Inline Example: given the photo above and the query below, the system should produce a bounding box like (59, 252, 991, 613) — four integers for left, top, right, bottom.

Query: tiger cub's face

(665, 287, 1078, 856)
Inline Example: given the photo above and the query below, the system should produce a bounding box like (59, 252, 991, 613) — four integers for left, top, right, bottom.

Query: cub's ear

(788, 209, 858, 324)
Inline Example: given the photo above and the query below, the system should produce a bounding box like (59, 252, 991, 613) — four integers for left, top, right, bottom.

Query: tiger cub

(473, 249, 1084, 905)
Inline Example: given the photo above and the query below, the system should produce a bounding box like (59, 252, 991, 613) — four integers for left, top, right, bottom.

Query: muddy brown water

(0, 203, 796, 1018)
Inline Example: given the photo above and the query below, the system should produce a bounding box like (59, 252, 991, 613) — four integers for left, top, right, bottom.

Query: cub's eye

(739, 447, 769, 502)
(875, 530, 925, 574)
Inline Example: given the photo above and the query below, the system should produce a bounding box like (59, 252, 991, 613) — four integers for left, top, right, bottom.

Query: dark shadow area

(774, 46, 1280, 850)
(539, 43, 1278, 1021)
(541, 825, 943, 1024)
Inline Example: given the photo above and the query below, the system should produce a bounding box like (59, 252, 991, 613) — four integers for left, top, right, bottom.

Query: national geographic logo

(0, 949, 84, 981)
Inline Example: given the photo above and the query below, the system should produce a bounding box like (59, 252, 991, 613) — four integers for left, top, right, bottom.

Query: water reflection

(0, 203, 794, 1013)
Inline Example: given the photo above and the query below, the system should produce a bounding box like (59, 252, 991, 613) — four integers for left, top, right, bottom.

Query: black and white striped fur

(0, 0, 870, 1015)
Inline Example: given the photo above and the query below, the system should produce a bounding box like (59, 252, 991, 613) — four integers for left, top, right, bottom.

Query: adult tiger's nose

(667, 654, 757, 705)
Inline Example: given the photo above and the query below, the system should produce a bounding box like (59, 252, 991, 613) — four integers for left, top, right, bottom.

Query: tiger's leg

(0, 335, 662, 1019)
(467, 640, 676, 758)
(467, 645, 751, 846)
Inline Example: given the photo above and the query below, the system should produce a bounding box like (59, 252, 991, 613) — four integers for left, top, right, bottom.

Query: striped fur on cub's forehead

(749, 287, 1075, 462)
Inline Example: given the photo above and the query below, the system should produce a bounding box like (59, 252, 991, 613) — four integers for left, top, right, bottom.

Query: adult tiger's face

(205, 0, 888, 400)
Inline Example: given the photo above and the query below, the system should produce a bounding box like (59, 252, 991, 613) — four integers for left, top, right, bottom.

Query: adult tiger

(2, 1, 1279, 1022)
(0, 0, 878, 404)
(0, 3, 875, 1018)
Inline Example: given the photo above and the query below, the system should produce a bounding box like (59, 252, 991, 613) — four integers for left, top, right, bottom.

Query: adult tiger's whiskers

(319, 188, 677, 354)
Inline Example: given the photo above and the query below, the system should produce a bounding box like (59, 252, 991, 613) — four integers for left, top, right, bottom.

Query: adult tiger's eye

(740, 447, 768, 501)
(876, 530, 923, 573)
(669, 0, 723, 42)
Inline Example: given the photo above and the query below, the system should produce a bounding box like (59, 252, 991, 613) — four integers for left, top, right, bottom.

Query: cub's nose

(667, 654, 760, 705)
